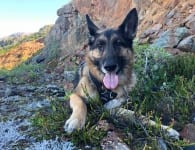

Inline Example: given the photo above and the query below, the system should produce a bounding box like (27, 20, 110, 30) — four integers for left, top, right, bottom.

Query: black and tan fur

(64, 8, 138, 133)
(64, 8, 179, 138)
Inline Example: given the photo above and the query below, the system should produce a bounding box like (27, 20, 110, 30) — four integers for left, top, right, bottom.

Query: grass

(31, 95, 108, 149)
(30, 43, 195, 149)
(0, 63, 43, 84)
(130, 44, 195, 128)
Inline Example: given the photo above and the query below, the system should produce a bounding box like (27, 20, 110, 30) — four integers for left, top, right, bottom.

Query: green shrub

(30, 42, 195, 149)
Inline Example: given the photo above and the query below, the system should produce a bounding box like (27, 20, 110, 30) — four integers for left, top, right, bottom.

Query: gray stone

(0, 120, 25, 149)
(46, 84, 65, 96)
(152, 27, 190, 48)
(166, 9, 176, 19)
(64, 71, 75, 82)
(0, 75, 6, 82)
(101, 131, 130, 150)
(57, 3, 74, 16)
(185, 13, 195, 34)
(26, 138, 75, 150)
(157, 138, 167, 150)
(4, 87, 12, 97)
(35, 54, 45, 63)
(140, 24, 162, 38)
(181, 124, 195, 143)
(37, 3, 88, 63)
(177, 35, 195, 52)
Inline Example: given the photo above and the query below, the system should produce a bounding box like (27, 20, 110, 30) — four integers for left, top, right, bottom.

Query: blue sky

(0, 0, 71, 37)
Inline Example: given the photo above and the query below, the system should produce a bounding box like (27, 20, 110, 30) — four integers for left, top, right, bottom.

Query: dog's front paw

(64, 114, 86, 133)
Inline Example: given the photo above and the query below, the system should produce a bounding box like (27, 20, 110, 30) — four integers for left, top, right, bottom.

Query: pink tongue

(103, 73, 119, 89)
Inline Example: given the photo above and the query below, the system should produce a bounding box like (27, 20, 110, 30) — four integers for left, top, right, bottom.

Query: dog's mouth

(103, 72, 119, 90)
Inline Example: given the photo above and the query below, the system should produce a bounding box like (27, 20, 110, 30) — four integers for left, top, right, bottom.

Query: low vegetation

(14, 43, 195, 149)
(0, 63, 43, 84)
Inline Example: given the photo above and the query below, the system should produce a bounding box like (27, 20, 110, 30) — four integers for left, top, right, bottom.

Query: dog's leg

(64, 93, 87, 133)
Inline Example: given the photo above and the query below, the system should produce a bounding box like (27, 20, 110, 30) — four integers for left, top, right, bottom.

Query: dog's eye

(96, 41, 105, 51)
(114, 40, 122, 47)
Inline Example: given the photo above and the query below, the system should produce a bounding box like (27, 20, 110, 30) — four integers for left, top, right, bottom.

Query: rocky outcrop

(73, 0, 132, 28)
(138, 0, 195, 53)
(0, 40, 44, 70)
(38, 3, 88, 64)
(38, 0, 195, 65)
(177, 35, 195, 52)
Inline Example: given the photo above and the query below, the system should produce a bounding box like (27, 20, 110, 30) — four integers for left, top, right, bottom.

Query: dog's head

(86, 8, 138, 90)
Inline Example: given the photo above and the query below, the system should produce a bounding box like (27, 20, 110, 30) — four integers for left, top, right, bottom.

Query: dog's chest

(89, 72, 118, 103)
(99, 88, 117, 103)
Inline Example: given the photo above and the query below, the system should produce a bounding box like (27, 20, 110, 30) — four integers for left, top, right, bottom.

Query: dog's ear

(86, 14, 99, 36)
(119, 8, 138, 40)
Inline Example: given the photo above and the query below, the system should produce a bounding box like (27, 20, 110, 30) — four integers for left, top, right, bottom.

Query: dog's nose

(104, 64, 117, 72)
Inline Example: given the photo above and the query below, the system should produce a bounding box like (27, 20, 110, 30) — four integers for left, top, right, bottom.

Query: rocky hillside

(0, 33, 27, 48)
(0, 40, 44, 70)
(0, 25, 52, 70)
(35, 0, 195, 66)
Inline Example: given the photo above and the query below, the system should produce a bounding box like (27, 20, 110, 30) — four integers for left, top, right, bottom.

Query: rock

(4, 87, 12, 97)
(101, 131, 130, 150)
(64, 71, 75, 82)
(73, 0, 132, 28)
(40, 2, 88, 64)
(0, 120, 25, 149)
(177, 35, 195, 52)
(166, 9, 176, 19)
(3, 85, 37, 97)
(57, 3, 74, 16)
(180, 124, 195, 142)
(95, 120, 115, 132)
(140, 23, 162, 39)
(152, 27, 190, 48)
(35, 54, 45, 63)
(26, 138, 75, 150)
(0, 75, 6, 82)
(26, 99, 50, 110)
(184, 13, 195, 34)
(157, 138, 168, 150)
(17, 85, 37, 93)
(46, 84, 65, 97)
(139, 23, 162, 43)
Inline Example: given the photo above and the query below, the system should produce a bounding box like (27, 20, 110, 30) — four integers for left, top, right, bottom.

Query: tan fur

(64, 11, 137, 133)
(64, 8, 180, 139)
(85, 53, 104, 82)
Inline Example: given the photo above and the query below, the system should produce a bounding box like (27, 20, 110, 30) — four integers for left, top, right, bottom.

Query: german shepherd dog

(64, 8, 179, 138)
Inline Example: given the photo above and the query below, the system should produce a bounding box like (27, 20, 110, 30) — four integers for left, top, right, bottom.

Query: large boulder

(152, 27, 190, 48)
(177, 35, 195, 52)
